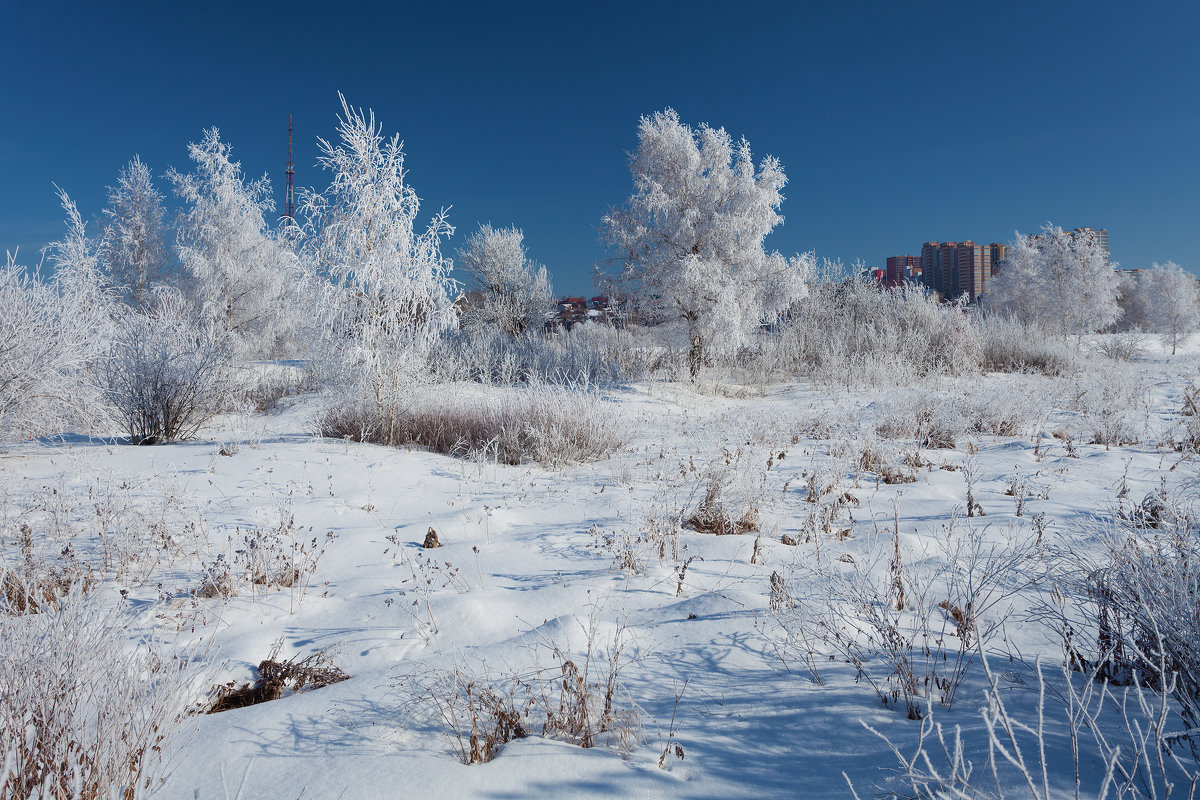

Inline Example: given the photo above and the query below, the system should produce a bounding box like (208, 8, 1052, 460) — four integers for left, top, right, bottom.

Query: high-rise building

(988, 243, 1008, 273)
(885, 255, 920, 287)
(921, 242, 951, 298)
(920, 240, 1008, 301)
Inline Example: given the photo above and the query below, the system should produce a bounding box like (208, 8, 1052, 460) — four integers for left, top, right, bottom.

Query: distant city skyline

(2, 1, 1197, 294)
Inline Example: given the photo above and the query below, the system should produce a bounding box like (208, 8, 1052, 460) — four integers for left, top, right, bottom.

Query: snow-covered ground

(4, 347, 1200, 799)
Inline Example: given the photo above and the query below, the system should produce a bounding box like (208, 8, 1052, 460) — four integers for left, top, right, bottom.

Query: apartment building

(919, 240, 1008, 301)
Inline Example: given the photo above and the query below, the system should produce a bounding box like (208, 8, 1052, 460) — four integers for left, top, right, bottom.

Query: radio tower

(284, 114, 296, 232)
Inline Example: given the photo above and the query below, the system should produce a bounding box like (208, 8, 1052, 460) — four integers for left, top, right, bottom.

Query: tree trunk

(688, 329, 703, 381)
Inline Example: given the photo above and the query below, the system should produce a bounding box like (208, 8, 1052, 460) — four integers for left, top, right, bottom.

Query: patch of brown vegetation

(208, 642, 350, 713)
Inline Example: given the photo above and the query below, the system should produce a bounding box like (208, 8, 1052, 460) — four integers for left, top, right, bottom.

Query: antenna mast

(284, 114, 295, 229)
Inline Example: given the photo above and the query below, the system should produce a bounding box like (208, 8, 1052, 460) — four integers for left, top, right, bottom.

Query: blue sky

(2, 0, 1197, 292)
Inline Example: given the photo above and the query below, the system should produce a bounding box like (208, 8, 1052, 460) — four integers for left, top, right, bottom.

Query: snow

(4, 354, 1199, 798)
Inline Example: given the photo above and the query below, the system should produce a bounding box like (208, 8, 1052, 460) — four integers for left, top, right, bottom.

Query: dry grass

(0, 524, 92, 615)
(319, 385, 627, 467)
(207, 641, 350, 713)
(0, 587, 202, 800)
(683, 474, 760, 536)
(393, 615, 641, 764)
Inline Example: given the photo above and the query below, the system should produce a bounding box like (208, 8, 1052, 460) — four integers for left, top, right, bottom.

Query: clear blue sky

(3, 0, 1197, 293)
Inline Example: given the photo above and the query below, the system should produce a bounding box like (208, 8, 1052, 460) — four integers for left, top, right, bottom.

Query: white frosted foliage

(170, 129, 296, 357)
(984, 223, 1120, 342)
(301, 94, 457, 435)
(101, 156, 172, 310)
(457, 224, 553, 336)
(1132, 261, 1199, 354)
(602, 108, 810, 378)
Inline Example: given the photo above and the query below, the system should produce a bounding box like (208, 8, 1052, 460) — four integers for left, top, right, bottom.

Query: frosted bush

(318, 384, 627, 466)
(875, 392, 967, 449)
(1073, 367, 1152, 449)
(227, 360, 316, 413)
(100, 294, 231, 444)
(1093, 331, 1150, 362)
(875, 381, 1044, 449)
(0, 587, 202, 800)
(960, 390, 1040, 438)
(429, 324, 657, 386)
(1060, 502, 1200, 735)
(774, 520, 1034, 719)
(860, 654, 1200, 800)
(393, 614, 640, 764)
(766, 279, 978, 387)
(974, 314, 1074, 375)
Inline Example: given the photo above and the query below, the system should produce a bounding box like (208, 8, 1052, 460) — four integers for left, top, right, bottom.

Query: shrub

(1064, 502, 1200, 738)
(683, 472, 760, 535)
(771, 519, 1034, 719)
(197, 506, 334, 613)
(101, 295, 231, 444)
(393, 615, 640, 764)
(229, 360, 316, 413)
(765, 279, 978, 386)
(0, 587, 201, 800)
(974, 314, 1074, 375)
(0, 522, 90, 615)
(859, 654, 1200, 800)
(318, 384, 627, 466)
(429, 324, 657, 387)
(1074, 368, 1149, 449)
(1094, 331, 1150, 362)
(875, 392, 965, 449)
(207, 640, 349, 713)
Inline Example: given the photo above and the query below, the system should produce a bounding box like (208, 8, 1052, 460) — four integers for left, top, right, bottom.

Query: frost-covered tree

(47, 186, 113, 332)
(982, 224, 1120, 343)
(302, 94, 456, 441)
(170, 129, 297, 357)
(1130, 262, 1200, 354)
(0, 253, 92, 439)
(601, 108, 810, 379)
(0, 187, 117, 438)
(100, 156, 172, 310)
(457, 224, 553, 336)
(1114, 270, 1148, 332)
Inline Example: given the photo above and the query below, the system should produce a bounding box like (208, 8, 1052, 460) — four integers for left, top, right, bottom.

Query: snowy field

(5, 342, 1200, 799)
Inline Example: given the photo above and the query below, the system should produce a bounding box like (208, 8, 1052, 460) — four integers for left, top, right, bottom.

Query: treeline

(2, 98, 1196, 444)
